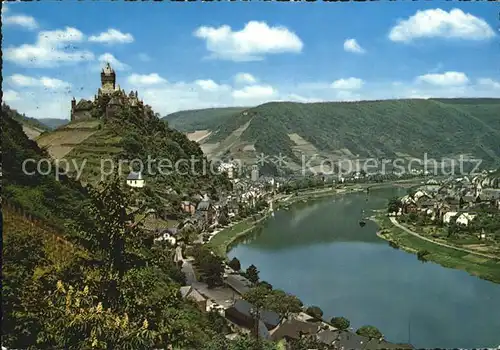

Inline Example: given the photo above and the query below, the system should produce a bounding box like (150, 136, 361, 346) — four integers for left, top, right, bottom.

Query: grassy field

(375, 215, 500, 284)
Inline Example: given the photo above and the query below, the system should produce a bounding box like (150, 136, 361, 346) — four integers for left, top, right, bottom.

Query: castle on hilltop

(70, 62, 152, 121)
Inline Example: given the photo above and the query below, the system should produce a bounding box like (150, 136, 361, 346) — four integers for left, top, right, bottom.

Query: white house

(126, 171, 145, 188)
(443, 211, 458, 224)
(154, 228, 178, 246)
(456, 213, 476, 227)
(413, 190, 431, 202)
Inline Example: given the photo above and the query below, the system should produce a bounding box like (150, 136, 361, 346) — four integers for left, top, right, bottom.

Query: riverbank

(373, 214, 500, 284)
(208, 178, 426, 258)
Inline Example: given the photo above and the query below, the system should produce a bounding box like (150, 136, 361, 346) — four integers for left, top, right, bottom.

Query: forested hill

(175, 98, 500, 171)
(2, 110, 90, 231)
(34, 92, 232, 206)
(2, 110, 271, 349)
(163, 106, 248, 131)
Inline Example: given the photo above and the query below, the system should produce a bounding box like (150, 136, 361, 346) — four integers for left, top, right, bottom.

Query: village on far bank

(383, 172, 500, 259)
(120, 152, 500, 349)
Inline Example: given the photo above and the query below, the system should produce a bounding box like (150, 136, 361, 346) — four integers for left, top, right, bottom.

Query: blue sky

(2, 1, 499, 119)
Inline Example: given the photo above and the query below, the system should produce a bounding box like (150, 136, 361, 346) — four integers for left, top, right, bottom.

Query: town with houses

(119, 143, 500, 350)
(4, 61, 499, 350)
(393, 173, 500, 235)
(51, 62, 500, 346)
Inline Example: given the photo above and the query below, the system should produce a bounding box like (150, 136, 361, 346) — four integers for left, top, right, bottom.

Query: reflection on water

(228, 187, 500, 349)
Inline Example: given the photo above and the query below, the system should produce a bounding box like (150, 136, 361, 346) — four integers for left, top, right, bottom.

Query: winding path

(389, 217, 500, 261)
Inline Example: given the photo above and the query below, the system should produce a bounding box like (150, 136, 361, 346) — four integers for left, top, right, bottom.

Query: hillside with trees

(2, 103, 52, 139)
(34, 94, 232, 218)
(1, 113, 278, 350)
(163, 107, 248, 132)
(173, 98, 500, 173)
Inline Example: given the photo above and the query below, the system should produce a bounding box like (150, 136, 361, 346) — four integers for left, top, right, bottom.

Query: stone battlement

(70, 62, 147, 122)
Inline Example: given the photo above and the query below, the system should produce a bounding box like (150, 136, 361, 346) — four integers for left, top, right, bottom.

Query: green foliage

(356, 325, 383, 339)
(244, 264, 260, 284)
(191, 245, 225, 288)
(228, 257, 242, 271)
(2, 103, 52, 132)
(163, 107, 248, 132)
(257, 281, 273, 290)
(189, 99, 500, 169)
(243, 285, 303, 318)
(201, 334, 279, 350)
(2, 111, 90, 233)
(36, 282, 160, 349)
(1, 115, 239, 349)
(287, 335, 329, 350)
(331, 316, 350, 331)
(387, 197, 402, 213)
(305, 305, 324, 320)
(417, 250, 430, 262)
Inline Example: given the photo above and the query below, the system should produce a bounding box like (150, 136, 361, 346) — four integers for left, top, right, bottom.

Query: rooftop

(127, 171, 143, 181)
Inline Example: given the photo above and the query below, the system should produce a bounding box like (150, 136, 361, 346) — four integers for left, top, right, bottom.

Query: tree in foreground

(356, 325, 383, 339)
(245, 264, 260, 284)
(243, 286, 303, 319)
(306, 306, 324, 320)
(330, 316, 350, 331)
(288, 335, 329, 350)
(3, 174, 224, 349)
(228, 257, 241, 272)
(37, 281, 159, 349)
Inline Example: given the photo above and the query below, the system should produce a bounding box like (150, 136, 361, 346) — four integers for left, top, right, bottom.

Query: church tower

(100, 62, 116, 94)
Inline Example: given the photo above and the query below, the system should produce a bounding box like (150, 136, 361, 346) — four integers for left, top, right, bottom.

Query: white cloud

(234, 73, 257, 85)
(127, 73, 167, 86)
(2, 4, 38, 30)
(138, 53, 152, 62)
(4, 14, 38, 30)
(331, 78, 364, 90)
(89, 28, 134, 44)
(284, 94, 325, 103)
(389, 8, 496, 43)
(343, 39, 365, 54)
(127, 76, 278, 115)
(3, 89, 20, 103)
(2, 85, 73, 119)
(4, 27, 94, 67)
(416, 71, 469, 86)
(194, 21, 303, 61)
(477, 78, 500, 89)
(7, 74, 71, 90)
(98, 53, 129, 71)
(3, 73, 74, 118)
(232, 85, 276, 100)
(194, 79, 230, 92)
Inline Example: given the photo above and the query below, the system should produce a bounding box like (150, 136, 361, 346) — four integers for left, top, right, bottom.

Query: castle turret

(100, 62, 116, 94)
(70, 97, 76, 121)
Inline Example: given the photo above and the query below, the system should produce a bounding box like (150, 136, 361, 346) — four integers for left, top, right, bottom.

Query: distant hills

(164, 107, 248, 132)
(164, 98, 500, 173)
(2, 104, 69, 139)
(39, 118, 69, 130)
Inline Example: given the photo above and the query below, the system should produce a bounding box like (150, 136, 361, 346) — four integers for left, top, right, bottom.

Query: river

(227, 187, 500, 349)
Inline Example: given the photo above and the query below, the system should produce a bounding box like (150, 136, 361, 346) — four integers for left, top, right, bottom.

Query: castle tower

(70, 97, 76, 121)
(100, 62, 116, 94)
